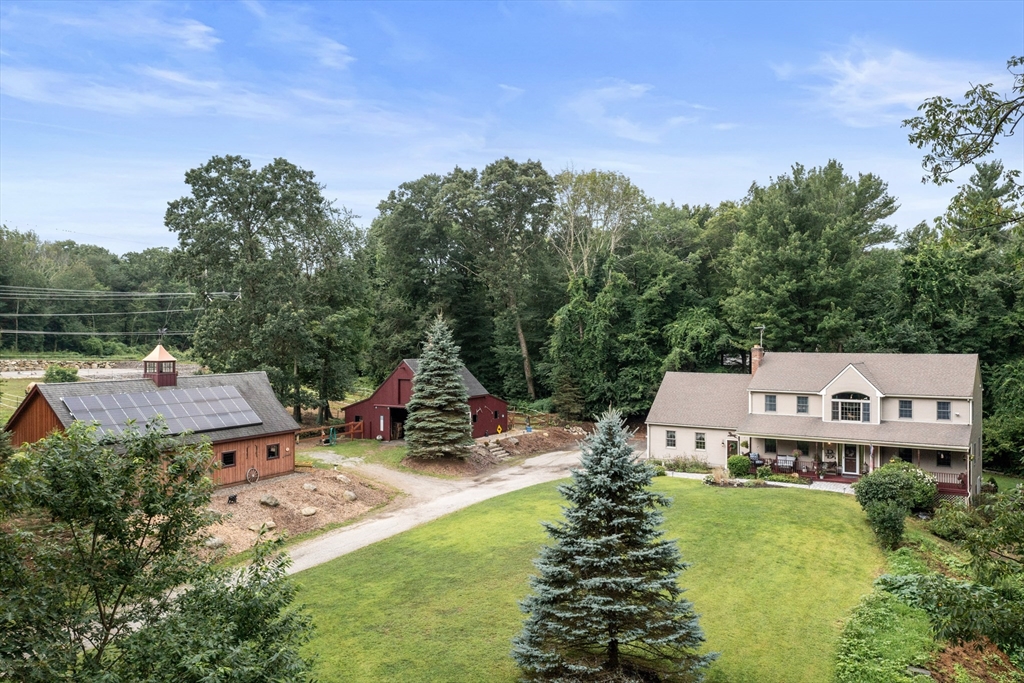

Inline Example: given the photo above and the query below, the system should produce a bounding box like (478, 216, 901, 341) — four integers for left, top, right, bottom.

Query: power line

(0, 286, 239, 300)
(0, 329, 194, 336)
(0, 309, 201, 318)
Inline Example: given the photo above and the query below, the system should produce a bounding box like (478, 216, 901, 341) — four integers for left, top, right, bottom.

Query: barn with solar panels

(4, 346, 300, 486)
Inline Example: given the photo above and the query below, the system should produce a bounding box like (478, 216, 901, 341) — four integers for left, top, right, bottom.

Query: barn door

(398, 379, 411, 404)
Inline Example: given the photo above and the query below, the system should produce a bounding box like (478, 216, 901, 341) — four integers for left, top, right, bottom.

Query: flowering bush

(852, 461, 938, 513)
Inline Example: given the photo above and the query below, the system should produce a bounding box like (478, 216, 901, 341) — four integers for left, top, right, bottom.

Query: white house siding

(749, 392, 822, 417)
(880, 397, 971, 424)
(822, 367, 880, 424)
(648, 424, 734, 468)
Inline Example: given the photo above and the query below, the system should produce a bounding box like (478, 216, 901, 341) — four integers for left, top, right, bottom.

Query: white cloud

(804, 43, 1007, 127)
(498, 84, 525, 104)
(243, 1, 354, 69)
(566, 80, 699, 143)
(34, 8, 221, 51)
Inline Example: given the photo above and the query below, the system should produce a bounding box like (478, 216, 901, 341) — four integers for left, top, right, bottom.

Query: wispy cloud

(566, 80, 700, 143)
(243, 1, 354, 69)
(498, 84, 525, 104)
(8, 6, 222, 51)
(797, 43, 1007, 127)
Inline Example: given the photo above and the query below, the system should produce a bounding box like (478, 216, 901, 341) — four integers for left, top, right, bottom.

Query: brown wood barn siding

(211, 431, 296, 486)
(7, 392, 63, 447)
(344, 362, 415, 440)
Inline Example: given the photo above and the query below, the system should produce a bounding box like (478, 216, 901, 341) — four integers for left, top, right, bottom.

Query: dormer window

(765, 395, 777, 412)
(831, 392, 871, 423)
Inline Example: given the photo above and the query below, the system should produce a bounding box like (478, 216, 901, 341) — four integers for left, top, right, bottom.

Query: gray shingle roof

(646, 372, 751, 428)
(738, 414, 972, 450)
(33, 372, 298, 443)
(748, 352, 978, 397)
(403, 359, 490, 398)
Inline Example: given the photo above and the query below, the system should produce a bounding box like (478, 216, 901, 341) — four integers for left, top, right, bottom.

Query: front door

(843, 444, 859, 475)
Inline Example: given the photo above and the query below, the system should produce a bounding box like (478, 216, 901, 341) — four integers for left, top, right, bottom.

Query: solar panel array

(62, 385, 263, 436)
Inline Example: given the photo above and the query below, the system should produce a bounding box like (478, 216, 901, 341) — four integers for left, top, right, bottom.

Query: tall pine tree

(404, 316, 473, 460)
(512, 411, 716, 682)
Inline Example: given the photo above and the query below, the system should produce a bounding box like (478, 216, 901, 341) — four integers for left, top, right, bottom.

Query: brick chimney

(142, 344, 178, 387)
(751, 345, 764, 376)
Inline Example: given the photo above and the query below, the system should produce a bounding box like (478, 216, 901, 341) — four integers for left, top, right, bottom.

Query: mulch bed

(928, 639, 1022, 682)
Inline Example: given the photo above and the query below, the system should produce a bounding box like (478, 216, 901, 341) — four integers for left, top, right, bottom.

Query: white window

(899, 400, 913, 419)
(937, 402, 951, 420)
(797, 396, 808, 414)
(666, 430, 676, 448)
(765, 395, 777, 412)
(831, 392, 871, 422)
(695, 432, 706, 450)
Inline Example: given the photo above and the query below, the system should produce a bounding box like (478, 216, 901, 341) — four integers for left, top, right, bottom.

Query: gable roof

(646, 372, 751, 429)
(21, 372, 298, 443)
(403, 359, 490, 398)
(748, 353, 978, 397)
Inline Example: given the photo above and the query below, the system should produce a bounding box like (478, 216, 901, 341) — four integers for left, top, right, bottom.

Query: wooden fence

(296, 421, 364, 444)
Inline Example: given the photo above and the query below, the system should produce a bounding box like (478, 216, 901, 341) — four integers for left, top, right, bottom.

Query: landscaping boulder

(335, 474, 351, 484)
(343, 490, 357, 501)
(301, 507, 318, 517)
(303, 483, 318, 492)
(259, 495, 280, 508)
(204, 536, 225, 549)
(247, 519, 277, 532)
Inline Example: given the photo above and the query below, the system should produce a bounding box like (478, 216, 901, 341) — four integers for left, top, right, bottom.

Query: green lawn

(296, 478, 883, 683)
(299, 438, 409, 468)
(983, 470, 1024, 492)
(0, 377, 38, 423)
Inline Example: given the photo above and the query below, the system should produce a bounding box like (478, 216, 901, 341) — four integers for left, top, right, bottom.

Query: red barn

(345, 359, 508, 441)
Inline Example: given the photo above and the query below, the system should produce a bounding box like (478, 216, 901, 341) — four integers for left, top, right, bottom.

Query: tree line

(1, 57, 1022, 471)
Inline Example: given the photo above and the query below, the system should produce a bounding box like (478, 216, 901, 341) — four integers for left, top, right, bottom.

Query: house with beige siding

(646, 346, 983, 501)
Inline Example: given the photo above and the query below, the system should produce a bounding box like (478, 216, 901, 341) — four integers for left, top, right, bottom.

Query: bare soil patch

(400, 447, 501, 477)
(928, 639, 1023, 682)
(495, 426, 589, 457)
(206, 468, 396, 555)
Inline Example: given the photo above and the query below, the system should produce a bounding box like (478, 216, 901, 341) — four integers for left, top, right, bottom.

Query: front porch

(745, 437, 969, 496)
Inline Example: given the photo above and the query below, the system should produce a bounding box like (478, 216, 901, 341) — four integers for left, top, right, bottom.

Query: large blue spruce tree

(404, 315, 473, 460)
(512, 411, 716, 682)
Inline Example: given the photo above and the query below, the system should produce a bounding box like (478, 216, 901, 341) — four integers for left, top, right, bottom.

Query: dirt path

(287, 448, 581, 574)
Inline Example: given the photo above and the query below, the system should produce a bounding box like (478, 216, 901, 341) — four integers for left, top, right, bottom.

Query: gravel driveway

(287, 448, 581, 574)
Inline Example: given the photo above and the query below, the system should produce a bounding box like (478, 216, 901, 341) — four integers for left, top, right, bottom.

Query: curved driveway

(287, 448, 580, 574)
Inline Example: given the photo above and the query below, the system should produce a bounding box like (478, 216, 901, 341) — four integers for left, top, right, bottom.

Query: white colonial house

(646, 346, 983, 501)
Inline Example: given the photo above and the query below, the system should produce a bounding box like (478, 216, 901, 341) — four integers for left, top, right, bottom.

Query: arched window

(831, 392, 871, 422)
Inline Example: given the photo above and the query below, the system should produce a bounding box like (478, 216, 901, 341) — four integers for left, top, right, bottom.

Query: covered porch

(744, 437, 969, 496)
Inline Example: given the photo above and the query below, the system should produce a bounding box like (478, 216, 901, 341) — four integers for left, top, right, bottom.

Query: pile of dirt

(205, 468, 396, 555)
(928, 639, 1022, 682)
(496, 426, 590, 457)
(400, 446, 502, 477)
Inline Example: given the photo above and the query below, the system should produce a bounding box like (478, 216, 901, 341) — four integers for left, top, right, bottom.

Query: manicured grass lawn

(983, 470, 1024, 492)
(296, 478, 884, 683)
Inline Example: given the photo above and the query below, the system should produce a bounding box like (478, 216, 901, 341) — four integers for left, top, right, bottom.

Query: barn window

(222, 451, 236, 467)
(493, 410, 499, 419)
(472, 413, 478, 423)
(267, 444, 280, 460)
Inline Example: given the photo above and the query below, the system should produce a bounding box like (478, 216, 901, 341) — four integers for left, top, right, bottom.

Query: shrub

(727, 455, 751, 479)
(929, 501, 977, 542)
(852, 461, 937, 513)
(43, 365, 79, 383)
(661, 456, 711, 473)
(764, 474, 811, 486)
(704, 467, 728, 486)
(756, 465, 772, 479)
(834, 591, 935, 683)
(866, 500, 907, 550)
(652, 465, 667, 477)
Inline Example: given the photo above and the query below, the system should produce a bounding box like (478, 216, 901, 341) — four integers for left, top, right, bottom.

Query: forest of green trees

(2, 59, 1022, 472)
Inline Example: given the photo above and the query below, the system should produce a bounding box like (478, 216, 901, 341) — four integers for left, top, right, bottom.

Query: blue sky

(1, 1, 1022, 254)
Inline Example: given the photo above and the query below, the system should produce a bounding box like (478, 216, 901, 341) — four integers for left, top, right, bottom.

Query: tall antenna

(754, 325, 766, 347)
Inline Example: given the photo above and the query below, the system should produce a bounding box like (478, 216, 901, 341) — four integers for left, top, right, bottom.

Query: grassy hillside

(295, 478, 883, 683)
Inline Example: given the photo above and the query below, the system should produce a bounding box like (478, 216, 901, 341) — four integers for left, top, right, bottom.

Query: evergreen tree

(404, 316, 473, 460)
(512, 411, 716, 682)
